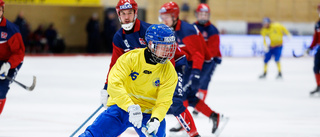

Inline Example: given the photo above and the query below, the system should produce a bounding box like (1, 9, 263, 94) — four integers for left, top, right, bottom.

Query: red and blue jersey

(174, 20, 206, 70)
(105, 19, 185, 86)
(310, 20, 320, 49)
(0, 17, 25, 69)
(194, 21, 221, 58)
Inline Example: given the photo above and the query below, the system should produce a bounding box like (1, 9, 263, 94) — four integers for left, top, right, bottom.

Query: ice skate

(259, 72, 266, 79)
(210, 113, 229, 137)
(192, 110, 199, 116)
(276, 72, 282, 79)
(310, 86, 320, 95)
(169, 122, 183, 132)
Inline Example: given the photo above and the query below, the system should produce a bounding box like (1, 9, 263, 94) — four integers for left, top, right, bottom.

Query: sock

(194, 99, 214, 117)
(175, 109, 199, 137)
(0, 98, 6, 115)
(276, 62, 281, 73)
(315, 73, 320, 86)
(198, 89, 208, 101)
(183, 100, 189, 108)
(263, 63, 268, 74)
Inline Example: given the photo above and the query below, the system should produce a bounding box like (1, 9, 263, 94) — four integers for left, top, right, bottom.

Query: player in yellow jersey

(79, 24, 178, 137)
(259, 17, 292, 79)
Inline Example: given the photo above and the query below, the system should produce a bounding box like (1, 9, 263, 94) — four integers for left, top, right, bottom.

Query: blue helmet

(145, 24, 177, 64)
(262, 17, 271, 25)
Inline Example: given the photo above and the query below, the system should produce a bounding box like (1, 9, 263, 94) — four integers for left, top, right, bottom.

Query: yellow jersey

(107, 48, 178, 122)
(260, 22, 291, 47)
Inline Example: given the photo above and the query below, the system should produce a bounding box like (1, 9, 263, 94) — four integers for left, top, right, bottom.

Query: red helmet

(159, 2, 180, 19)
(0, 0, 5, 8)
(115, 0, 138, 17)
(318, 4, 320, 10)
(196, 3, 210, 13)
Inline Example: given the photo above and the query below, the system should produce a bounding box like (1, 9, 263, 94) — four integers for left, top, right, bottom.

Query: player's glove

(142, 117, 160, 137)
(189, 69, 201, 91)
(0, 62, 10, 80)
(306, 47, 312, 55)
(100, 89, 109, 109)
(213, 57, 222, 64)
(128, 104, 143, 128)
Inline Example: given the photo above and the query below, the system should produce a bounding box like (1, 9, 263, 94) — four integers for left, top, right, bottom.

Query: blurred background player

(100, 0, 151, 108)
(0, 0, 25, 115)
(259, 17, 292, 79)
(308, 4, 320, 95)
(192, 3, 222, 116)
(159, 1, 224, 135)
(80, 24, 178, 137)
(100, 0, 200, 136)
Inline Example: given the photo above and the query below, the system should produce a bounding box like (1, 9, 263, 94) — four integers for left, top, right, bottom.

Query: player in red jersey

(0, 0, 25, 115)
(308, 4, 320, 95)
(159, 2, 225, 136)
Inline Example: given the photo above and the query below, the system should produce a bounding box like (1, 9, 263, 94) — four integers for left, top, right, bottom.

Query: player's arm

(310, 24, 320, 49)
(107, 53, 135, 111)
(260, 29, 268, 47)
(281, 24, 292, 39)
(7, 33, 25, 69)
(182, 35, 205, 70)
(151, 64, 178, 122)
(208, 33, 221, 57)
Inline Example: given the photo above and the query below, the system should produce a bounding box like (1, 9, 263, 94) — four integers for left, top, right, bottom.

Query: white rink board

(220, 35, 313, 57)
(0, 55, 319, 137)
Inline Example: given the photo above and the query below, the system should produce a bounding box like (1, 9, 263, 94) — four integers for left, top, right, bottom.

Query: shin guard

(0, 98, 6, 115)
(195, 99, 214, 117)
(175, 109, 199, 137)
(315, 73, 320, 86)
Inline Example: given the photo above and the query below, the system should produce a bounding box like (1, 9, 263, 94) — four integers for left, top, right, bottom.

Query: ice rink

(0, 55, 319, 137)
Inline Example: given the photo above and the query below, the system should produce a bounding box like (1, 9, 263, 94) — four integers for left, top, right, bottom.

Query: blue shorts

(264, 46, 283, 63)
(79, 105, 166, 137)
(0, 61, 22, 99)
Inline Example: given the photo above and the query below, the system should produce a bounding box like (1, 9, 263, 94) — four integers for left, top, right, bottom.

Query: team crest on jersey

(1, 32, 7, 39)
(152, 78, 160, 87)
(129, 71, 139, 81)
(202, 31, 208, 38)
(139, 38, 146, 45)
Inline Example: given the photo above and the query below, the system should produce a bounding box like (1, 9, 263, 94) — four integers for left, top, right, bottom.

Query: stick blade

(27, 76, 36, 91)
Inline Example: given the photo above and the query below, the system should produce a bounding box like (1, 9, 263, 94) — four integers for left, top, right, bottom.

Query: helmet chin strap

(120, 15, 137, 31)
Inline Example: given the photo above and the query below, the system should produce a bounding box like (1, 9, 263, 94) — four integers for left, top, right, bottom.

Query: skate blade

(213, 116, 230, 137)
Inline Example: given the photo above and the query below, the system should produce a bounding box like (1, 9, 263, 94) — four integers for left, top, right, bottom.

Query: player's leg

(0, 62, 22, 115)
(260, 49, 272, 78)
(135, 114, 167, 137)
(193, 61, 216, 115)
(274, 46, 283, 78)
(311, 48, 320, 94)
(167, 64, 200, 137)
(187, 89, 222, 134)
(79, 105, 128, 137)
(198, 61, 216, 101)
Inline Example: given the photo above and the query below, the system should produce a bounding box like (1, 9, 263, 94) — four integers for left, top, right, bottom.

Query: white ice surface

(0, 56, 319, 137)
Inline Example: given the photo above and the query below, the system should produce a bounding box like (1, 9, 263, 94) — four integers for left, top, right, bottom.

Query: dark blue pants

(79, 105, 166, 137)
(0, 61, 22, 99)
(199, 61, 216, 90)
(314, 48, 320, 74)
(182, 62, 200, 107)
(167, 64, 187, 116)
